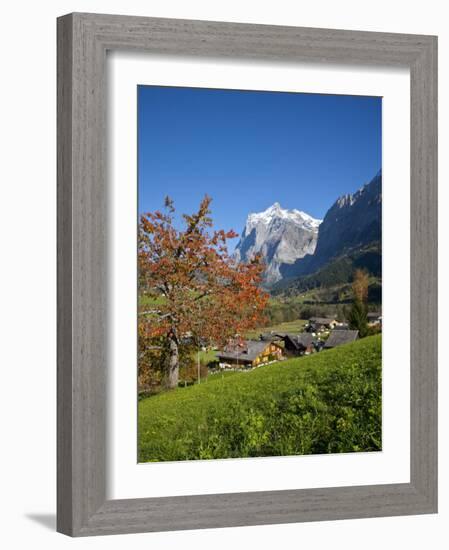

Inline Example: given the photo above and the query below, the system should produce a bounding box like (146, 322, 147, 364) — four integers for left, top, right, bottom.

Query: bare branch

(139, 310, 173, 321)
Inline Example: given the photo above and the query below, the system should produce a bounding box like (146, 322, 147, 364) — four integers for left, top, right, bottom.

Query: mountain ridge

(274, 170, 382, 301)
(234, 170, 382, 292)
(233, 203, 322, 285)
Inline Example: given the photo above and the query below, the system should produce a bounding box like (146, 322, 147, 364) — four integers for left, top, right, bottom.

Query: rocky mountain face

(279, 170, 382, 281)
(310, 170, 381, 269)
(233, 203, 321, 285)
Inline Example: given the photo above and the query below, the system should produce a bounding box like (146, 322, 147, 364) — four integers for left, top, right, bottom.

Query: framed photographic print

(57, 13, 438, 536)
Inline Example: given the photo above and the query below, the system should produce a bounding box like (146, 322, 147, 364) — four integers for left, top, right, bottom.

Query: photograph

(0, 2, 440, 543)
(137, 85, 382, 463)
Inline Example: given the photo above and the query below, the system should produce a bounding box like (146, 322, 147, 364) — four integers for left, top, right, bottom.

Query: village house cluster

(216, 313, 381, 370)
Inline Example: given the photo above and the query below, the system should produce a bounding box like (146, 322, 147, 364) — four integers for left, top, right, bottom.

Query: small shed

(324, 329, 359, 349)
(367, 312, 382, 326)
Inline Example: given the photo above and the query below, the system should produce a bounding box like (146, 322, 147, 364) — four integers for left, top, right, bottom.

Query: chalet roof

(296, 333, 316, 347)
(259, 332, 284, 342)
(334, 323, 350, 330)
(309, 317, 337, 325)
(324, 330, 359, 348)
(217, 340, 274, 362)
(284, 333, 315, 350)
(367, 312, 382, 320)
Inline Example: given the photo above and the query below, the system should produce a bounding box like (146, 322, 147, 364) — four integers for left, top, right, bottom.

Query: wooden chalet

(217, 339, 283, 369)
(259, 332, 284, 343)
(282, 333, 316, 356)
(306, 317, 338, 333)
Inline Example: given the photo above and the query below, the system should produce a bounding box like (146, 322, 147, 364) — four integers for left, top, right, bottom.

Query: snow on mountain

(245, 203, 321, 233)
(234, 203, 322, 285)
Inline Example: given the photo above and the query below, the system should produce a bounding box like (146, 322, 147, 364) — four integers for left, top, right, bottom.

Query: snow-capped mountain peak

(235, 203, 322, 285)
(245, 203, 321, 233)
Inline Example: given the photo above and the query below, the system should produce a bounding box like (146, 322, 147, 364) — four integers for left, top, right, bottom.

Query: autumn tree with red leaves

(138, 196, 268, 389)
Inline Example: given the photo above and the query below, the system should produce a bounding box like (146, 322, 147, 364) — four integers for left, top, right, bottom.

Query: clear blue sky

(138, 85, 381, 247)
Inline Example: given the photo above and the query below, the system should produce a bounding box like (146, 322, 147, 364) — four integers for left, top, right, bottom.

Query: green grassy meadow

(138, 334, 382, 462)
(244, 319, 307, 339)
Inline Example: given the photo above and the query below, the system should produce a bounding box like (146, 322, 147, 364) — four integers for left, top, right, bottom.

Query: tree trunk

(164, 333, 179, 389)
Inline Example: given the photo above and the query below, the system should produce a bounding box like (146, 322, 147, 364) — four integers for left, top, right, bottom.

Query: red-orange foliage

(352, 268, 370, 304)
(138, 195, 268, 388)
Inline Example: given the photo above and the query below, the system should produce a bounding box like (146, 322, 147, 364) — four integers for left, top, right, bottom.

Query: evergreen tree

(348, 299, 368, 337)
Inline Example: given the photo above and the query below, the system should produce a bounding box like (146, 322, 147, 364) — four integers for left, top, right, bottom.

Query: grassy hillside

(138, 334, 382, 462)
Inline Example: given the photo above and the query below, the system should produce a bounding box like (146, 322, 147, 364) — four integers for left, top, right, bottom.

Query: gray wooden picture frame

(57, 12, 438, 537)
